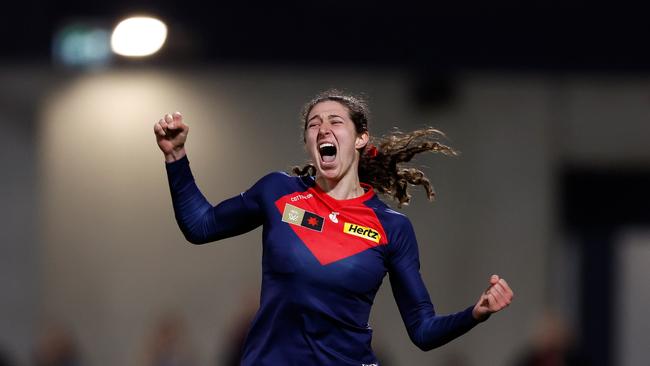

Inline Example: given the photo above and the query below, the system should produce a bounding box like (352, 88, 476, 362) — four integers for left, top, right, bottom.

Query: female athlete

(154, 90, 514, 365)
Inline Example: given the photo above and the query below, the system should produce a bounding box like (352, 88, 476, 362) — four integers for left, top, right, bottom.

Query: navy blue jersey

(166, 156, 480, 365)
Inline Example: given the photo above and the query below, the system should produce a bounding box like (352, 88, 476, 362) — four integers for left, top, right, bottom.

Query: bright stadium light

(111, 16, 167, 57)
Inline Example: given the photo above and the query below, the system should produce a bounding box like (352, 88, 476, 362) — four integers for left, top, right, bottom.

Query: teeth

(319, 143, 334, 149)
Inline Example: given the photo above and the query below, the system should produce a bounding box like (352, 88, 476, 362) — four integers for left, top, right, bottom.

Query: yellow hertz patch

(343, 222, 381, 243)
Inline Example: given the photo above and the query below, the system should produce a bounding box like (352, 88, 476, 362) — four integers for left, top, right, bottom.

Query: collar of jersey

(309, 179, 376, 209)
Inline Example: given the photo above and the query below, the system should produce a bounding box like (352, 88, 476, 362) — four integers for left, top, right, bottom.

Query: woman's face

(305, 100, 369, 181)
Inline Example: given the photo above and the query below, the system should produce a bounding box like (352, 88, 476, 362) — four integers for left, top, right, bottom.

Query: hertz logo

(343, 223, 381, 243)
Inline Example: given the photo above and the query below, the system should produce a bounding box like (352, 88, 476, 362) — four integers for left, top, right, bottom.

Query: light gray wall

(0, 68, 62, 366)
(1, 66, 648, 366)
(616, 229, 650, 366)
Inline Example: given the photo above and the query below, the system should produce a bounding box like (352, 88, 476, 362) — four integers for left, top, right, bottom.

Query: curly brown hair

(292, 89, 457, 207)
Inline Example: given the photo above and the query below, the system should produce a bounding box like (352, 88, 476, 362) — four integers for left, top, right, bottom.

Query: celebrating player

(154, 90, 514, 365)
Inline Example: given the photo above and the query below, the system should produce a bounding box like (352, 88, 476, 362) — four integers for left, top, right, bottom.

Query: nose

(318, 120, 332, 136)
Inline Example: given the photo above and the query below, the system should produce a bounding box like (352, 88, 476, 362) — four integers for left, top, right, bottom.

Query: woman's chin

(316, 164, 340, 180)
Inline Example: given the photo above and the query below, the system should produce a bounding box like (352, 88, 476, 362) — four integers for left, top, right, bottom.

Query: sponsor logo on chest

(343, 222, 381, 243)
(290, 193, 313, 202)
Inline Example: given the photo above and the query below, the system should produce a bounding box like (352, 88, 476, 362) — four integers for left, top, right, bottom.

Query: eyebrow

(307, 114, 344, 122)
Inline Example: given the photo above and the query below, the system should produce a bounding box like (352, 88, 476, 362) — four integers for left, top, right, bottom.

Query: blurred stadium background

(1, 2, 649, 366)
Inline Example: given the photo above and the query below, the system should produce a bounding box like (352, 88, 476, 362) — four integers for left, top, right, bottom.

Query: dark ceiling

(2, 1, 649, 71)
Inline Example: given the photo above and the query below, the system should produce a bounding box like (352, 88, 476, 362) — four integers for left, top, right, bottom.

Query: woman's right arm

(155, 112, 263, 244)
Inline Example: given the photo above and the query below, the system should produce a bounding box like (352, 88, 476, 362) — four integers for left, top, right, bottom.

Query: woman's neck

(315, 173, 365, 200)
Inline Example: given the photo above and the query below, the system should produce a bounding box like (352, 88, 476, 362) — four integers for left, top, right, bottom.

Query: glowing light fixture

(111, 17, 167, 57)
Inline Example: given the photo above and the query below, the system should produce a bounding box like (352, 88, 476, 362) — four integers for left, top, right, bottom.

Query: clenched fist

(154, 112, 189, 162)
(472, 274, 514, 321)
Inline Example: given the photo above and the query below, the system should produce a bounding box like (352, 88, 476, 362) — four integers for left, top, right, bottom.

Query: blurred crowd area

(0, 308, 592, 366)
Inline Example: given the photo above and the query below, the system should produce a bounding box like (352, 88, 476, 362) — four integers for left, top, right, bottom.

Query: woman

(154, 90, 513, 365)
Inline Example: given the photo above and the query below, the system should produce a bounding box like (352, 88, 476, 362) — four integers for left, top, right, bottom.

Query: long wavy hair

(292, 89, 457, 207)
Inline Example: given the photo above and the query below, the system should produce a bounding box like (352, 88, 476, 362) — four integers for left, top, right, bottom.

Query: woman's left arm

(387, 217, 513, 351)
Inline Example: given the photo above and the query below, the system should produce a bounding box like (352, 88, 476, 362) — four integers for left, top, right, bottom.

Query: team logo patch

(343, 222, 381, 243)
(282, 203, 324, 232)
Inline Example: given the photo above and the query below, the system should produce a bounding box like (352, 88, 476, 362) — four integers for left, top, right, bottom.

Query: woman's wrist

(472, 306, 491, 322)
(164, 148, 187, 163)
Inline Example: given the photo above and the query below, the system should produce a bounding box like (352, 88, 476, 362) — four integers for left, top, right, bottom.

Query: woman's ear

(355, 131, 369, 150)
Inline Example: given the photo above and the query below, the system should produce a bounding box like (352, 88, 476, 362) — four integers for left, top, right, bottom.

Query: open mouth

(319, 142, 337, 163)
